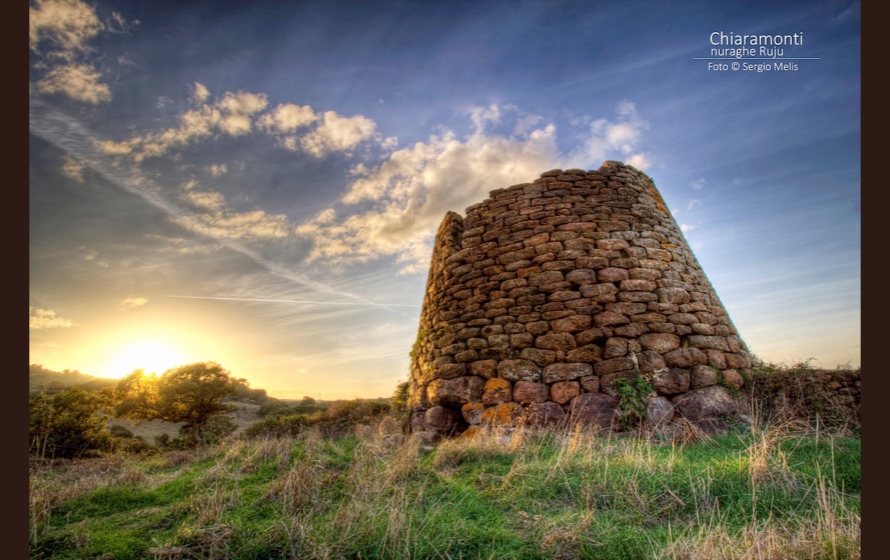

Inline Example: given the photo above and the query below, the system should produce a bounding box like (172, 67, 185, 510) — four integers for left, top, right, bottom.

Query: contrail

(165, 295, 419, 307)
(29, 98, 415, 318)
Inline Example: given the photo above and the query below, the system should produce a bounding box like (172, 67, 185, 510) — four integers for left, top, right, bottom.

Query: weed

(612, 375, 655, 428)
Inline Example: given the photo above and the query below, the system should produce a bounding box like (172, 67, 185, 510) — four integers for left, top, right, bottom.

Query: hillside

(29, 364, 117, 393)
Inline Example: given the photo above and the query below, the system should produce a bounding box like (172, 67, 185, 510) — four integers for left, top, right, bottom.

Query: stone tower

(409, 161, 751, 436)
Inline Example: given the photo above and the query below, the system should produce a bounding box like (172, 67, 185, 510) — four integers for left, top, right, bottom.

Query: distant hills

(29, 364, 117, 393)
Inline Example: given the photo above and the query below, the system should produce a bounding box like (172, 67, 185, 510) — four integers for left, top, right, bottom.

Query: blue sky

(29, 0, 860, 399)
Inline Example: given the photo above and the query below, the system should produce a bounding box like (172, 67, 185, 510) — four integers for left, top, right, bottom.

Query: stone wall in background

(409, 161, 753, 437)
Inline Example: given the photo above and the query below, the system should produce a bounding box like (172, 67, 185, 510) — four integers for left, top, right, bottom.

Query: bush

(180, 414, 236, 445)
(745, 362, 861, 427)
(232, 380, 269, 404)
(29, 388, 113, 459)
(109, 424, 134, 438)
(311, 400, 391, 438)
(116, 436, 157, 454)
(243, 399, 393, 439)
(256, 400, 298, 418)
(243, 413, 312, 438)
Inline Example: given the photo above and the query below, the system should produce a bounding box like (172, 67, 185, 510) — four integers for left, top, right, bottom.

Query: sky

(29, 0, 861, 400)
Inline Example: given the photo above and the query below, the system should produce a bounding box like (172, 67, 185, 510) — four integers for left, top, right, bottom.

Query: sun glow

(104, 342, 185, 378)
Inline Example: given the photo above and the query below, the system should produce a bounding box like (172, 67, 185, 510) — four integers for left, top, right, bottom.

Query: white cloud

(626, 153, 651, 170)
(687, 199, 702, 211)
(217, 90, 268, 116)
(174, 210, 292, 241)
(97, 89, 274, 159)
(96, 85, 379, 161)
(120, 297, 148, 309)
(192, 82, 209, 104)
(680, 224, 697, 233)
(94, 139, 133, 155)
(35, 62, 111, 104)
(61, 153, 85, 182)
(217, 91, 269, 136)
(300, 111, 377, 157)
(468, 104, 503, 130)
(175, 185, 291, 240)
(144, 234, 220, 256)
(691, 178, 706, 190)
(105, 11, 136, 34)
(209, 163, 228, 176)
(29, 307, 75, 330)
(570, 100, 649, 169)
(183, 189, 227, 213)
(258, 103, 318, 132)
(29, 0, 131, 104)
(79, 247, 109, 268)
(29, 0, 104, 54)
(296, 102, 652, 273)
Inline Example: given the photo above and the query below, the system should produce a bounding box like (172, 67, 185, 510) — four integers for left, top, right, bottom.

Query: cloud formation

(29, 0, 104, 54)
(176, 182, 291, 240)
(98, 89, 272, 160)
(35, 62, 111, 104)
(30, 0, 133, 104)
(258, 103, 318, 133)
(570, 100, 650, 168)
(97, 86, 380, 161)
(61, 153, 85, 182)
(299, 111, 377, 157)
(30, 307, 75, 329)
(120, 297, 148, 309)
(296, 102, 651, 273)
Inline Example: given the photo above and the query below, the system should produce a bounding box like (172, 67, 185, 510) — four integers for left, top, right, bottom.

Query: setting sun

(104, 342, 184, 378)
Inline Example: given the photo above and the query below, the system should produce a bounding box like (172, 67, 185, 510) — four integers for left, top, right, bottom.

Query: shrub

(117, 436, 157, 454)
(256, 400, 297, 418)
(243, 399, 392, 439)
(29, 388, 113, 459)
(745, 363, 860, 427)
(108, 424, 134, 438)
(243, 413, 312, 439)
(311, 400, 391, 438)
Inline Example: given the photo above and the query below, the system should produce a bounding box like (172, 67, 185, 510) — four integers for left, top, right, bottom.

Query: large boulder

(481, 378, 512, 405)
(513, 380, 549, 405)
(523, 401, 566, 427)
(568, 393, 619, 430)
(671, 385, 737, 421)
(652, 368, 690, 395)
(645, 396, 675, 430)
(550, 381, 580, 404)
(480, 402, 524, 427)
(427, 376, 485, 406)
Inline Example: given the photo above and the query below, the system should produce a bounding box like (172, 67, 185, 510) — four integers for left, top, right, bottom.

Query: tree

(116, 362, 239, 445)
(29, 388, 112, 459)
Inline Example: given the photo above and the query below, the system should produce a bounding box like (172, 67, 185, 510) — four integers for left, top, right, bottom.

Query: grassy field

(29, 413, 860, 560)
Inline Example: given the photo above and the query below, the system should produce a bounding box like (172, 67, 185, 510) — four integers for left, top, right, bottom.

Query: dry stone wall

(409, 161, 752, 436)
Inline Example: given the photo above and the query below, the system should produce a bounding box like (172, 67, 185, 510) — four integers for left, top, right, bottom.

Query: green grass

(30, 421, 860, 559)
